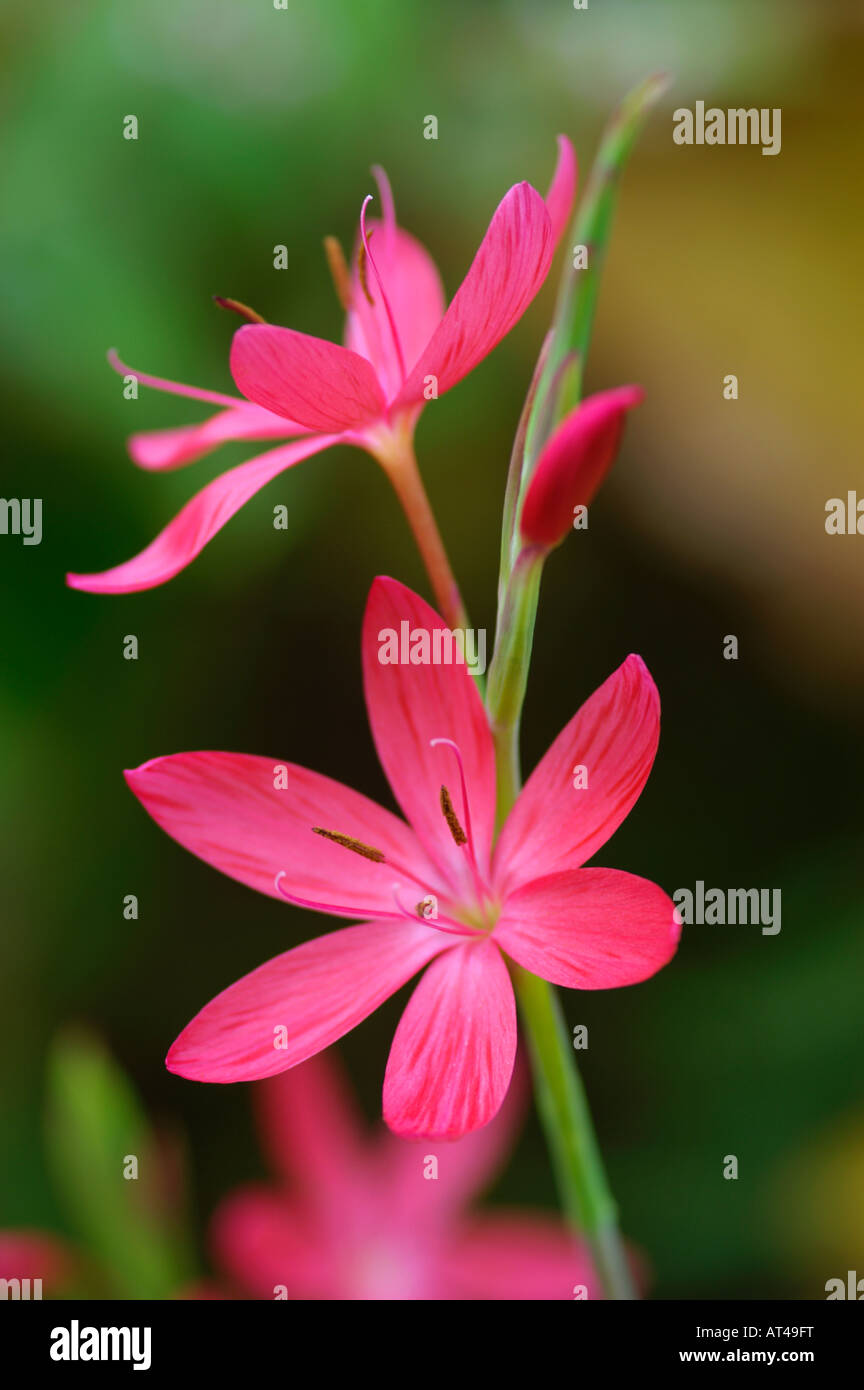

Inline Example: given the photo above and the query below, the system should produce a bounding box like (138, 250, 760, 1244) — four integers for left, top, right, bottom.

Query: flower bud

(519, 385, 644, 549)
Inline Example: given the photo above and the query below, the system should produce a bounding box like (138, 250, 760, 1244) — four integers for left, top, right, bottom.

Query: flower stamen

(310, 825, 438, 896)
(323, 236, 353, 311)
(213, 296, 267, 325)
(391, 884, 483, 938)
(312, 827, 385, 862)
(439, 785, 467, 845)
(431, 736, 490, 909)
(357, 236, 376, 307)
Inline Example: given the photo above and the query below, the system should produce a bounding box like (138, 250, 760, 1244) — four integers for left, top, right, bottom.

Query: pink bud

(519, 385, 644, 549)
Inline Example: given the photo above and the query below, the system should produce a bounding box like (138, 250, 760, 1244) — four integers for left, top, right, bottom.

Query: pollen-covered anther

(416, 895, 437, 920)
(312, 827, 385, 862)
(323, 237, 353, 312)
(439, 785, 467, 846)
(213, 296, 267, 325)
(357, 239, 375, 306)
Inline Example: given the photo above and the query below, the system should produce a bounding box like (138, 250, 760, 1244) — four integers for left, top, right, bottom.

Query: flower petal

(0, 1231, 72, 1287)
(125, 751, 440, 918)
(495, 868, 680, 988)
(493, 655, 660, 895)
(544, 134, 578, 245)
(437, 1213, 599, 1300)
(129, 405, 301, 472)
(166, 921, 450, 1083)
(107, 349, 242, 408)
(391, 182, 553, 411)
(346, 221, 445, 398)
(66, 433, 337, 594)
(380, 1056, 528, 1230)
(210, 1188, 341, 1299)
(383, 940, 516, 1139)
(230, 324, 386, 430)
(362, 576, 496, 894)
(254, 1054, 369, 1197)
(519, 386, 643, 548)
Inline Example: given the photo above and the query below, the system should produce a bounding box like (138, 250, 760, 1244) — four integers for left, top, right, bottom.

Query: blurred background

(1, 0, 863, 1298)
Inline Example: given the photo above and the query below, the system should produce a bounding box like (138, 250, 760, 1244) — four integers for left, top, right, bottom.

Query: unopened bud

(519, 386, 644, 549)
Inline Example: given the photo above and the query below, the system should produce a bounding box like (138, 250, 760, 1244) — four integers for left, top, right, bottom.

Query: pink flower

(0, 1231, 73, 1295)
(67, 141, 576, 595)
(519, 385, 644, 549)
(127, 577, 679, 1139)
(205, 1051, 602, 1300)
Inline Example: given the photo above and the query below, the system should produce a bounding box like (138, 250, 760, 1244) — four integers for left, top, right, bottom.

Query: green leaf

(45, 1027, 194, 1298)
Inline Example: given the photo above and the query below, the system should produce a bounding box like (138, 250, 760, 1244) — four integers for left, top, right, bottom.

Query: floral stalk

(373, 430, 469, 633)
(488, 592, 636, 1298)
(491, 73, 665, 782)
(487, 547, 543, 829)
(510, 965, 636, 1300)
(486, 75, 668, 1300)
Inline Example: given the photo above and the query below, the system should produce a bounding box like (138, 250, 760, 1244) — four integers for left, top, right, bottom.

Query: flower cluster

(67, 95, 676, 1300)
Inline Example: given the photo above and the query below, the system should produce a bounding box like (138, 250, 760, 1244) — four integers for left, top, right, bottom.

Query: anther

(357, 239, 375, 306)
(312, 827, 385, 862)
(439, 786, 467, 846)
(323, 237, 353, 312)
(213, 297, 267, 325)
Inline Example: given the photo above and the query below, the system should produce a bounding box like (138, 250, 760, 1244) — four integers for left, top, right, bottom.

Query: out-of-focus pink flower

(67, 142, 576, 595)
(0, 1231, 73, 1295)
(519, 386, 644, 549)
(127, 577, 679, 1139)
(206, 1051, 600, 1301)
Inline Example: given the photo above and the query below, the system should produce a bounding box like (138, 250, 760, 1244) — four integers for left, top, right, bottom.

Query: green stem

(511, 967, 636, 1299)
(487, 554, 636, 1299)
(498, 333, 553, 603)
(487, 548, 543, 830)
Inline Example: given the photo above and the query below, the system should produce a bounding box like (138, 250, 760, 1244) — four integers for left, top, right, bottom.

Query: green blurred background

(2, 0, 863, 1298)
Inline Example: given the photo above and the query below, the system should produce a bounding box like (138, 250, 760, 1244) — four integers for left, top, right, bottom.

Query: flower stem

(510, 965, 636, 1300)
(378, 439, 468, 633)
(483, 79, 668, 1297)
(486, 547, 543, 831)
(488, 556, 635, 1299)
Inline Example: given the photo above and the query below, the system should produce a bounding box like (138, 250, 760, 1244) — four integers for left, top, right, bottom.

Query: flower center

(281, 737, 500, 938)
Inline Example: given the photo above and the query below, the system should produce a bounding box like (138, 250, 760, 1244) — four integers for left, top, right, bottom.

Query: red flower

(205, 1052, 603, 1301)
(68, 143, 575, 595)
(127, 577, 679, 1139)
